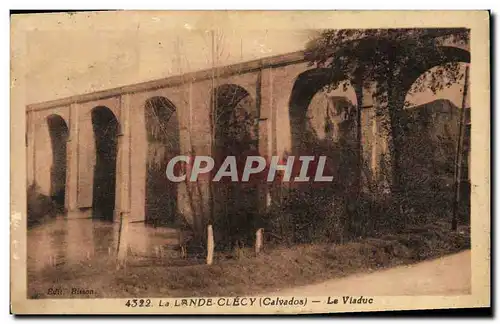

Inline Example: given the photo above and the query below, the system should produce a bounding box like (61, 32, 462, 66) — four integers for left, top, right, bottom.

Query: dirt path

(270, 250, 471, 296)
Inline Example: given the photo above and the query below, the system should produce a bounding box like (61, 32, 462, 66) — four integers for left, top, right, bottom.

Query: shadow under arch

(212, 83, 259, 250)
(144, 96, 180, 227)
(47, 114, 69, 208)
(91, 106, 120, 222)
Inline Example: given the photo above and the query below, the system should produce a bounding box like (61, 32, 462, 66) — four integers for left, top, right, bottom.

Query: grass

(28, 221, 470, 299)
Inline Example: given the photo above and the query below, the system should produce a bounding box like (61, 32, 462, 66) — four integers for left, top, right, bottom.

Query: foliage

(305, 28, 470, 190)
(305, 28, 469, 101)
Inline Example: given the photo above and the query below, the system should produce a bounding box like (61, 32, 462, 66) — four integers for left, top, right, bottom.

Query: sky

(15, 11, 470, 108)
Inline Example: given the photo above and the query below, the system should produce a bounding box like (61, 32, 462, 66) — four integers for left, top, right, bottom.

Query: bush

(263, 180, 468, 247)
(263, 187, 344, 245)
(27, 183, 58, 228)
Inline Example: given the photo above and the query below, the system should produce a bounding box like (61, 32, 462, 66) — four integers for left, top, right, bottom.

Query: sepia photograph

(10, 10, 490, 314)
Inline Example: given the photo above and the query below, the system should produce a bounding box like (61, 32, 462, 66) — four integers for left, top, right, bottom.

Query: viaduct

(26, 35, 470, 247)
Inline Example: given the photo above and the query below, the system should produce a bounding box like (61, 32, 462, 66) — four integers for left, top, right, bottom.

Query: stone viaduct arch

(212, 83, 259, 248)
(288, 67, 361, 193)
(289, 68, 360, 150)
(144, 96, 180, 227)
(398, 45, 471, 212)
(46, 114, 69, 208)
(91, 106, 120, 221)
(400, 46, 470, 99)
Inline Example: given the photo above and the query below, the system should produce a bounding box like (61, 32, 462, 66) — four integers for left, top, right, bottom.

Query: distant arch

(46, 114, 69, 208)
(144, 96, 180, 227)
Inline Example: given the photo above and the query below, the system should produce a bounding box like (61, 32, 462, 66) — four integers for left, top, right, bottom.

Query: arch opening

(144, 96, 180, 227)
(286, 68, 361, 242)
(91, 106, 119, 222)
(212, 84, 259, 250)
(47, 114, 69, 209)
(401, 46, 470, 102)
(289, 68, 359, 187)
(399, 53, 470, 220)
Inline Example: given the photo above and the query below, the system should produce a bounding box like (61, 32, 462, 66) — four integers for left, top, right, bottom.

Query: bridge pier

(116, 93, 131, 259)
(66, 103, 79, 213)
(257, 68, 273, 214)
(358, 85, 392, 196)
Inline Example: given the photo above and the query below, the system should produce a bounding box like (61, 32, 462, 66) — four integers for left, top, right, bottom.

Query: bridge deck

(26, 50, 306, 112)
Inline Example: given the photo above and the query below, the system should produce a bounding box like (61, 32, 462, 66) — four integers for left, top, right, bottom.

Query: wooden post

(255, 228, 264, 255)
(116, 212, 128, 270)
(179, 230, 187, 259)
(206, 224, 214, 265)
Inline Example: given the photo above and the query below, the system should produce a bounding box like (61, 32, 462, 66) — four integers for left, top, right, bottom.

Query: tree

(304, 28, 470, 193)
(149, 30, 258, 252)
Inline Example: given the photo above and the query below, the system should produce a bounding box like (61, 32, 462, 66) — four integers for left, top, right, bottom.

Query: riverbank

(28, 221, 470, 298)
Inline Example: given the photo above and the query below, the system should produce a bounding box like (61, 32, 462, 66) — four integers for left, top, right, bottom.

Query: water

(27, 211, 190, 274)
